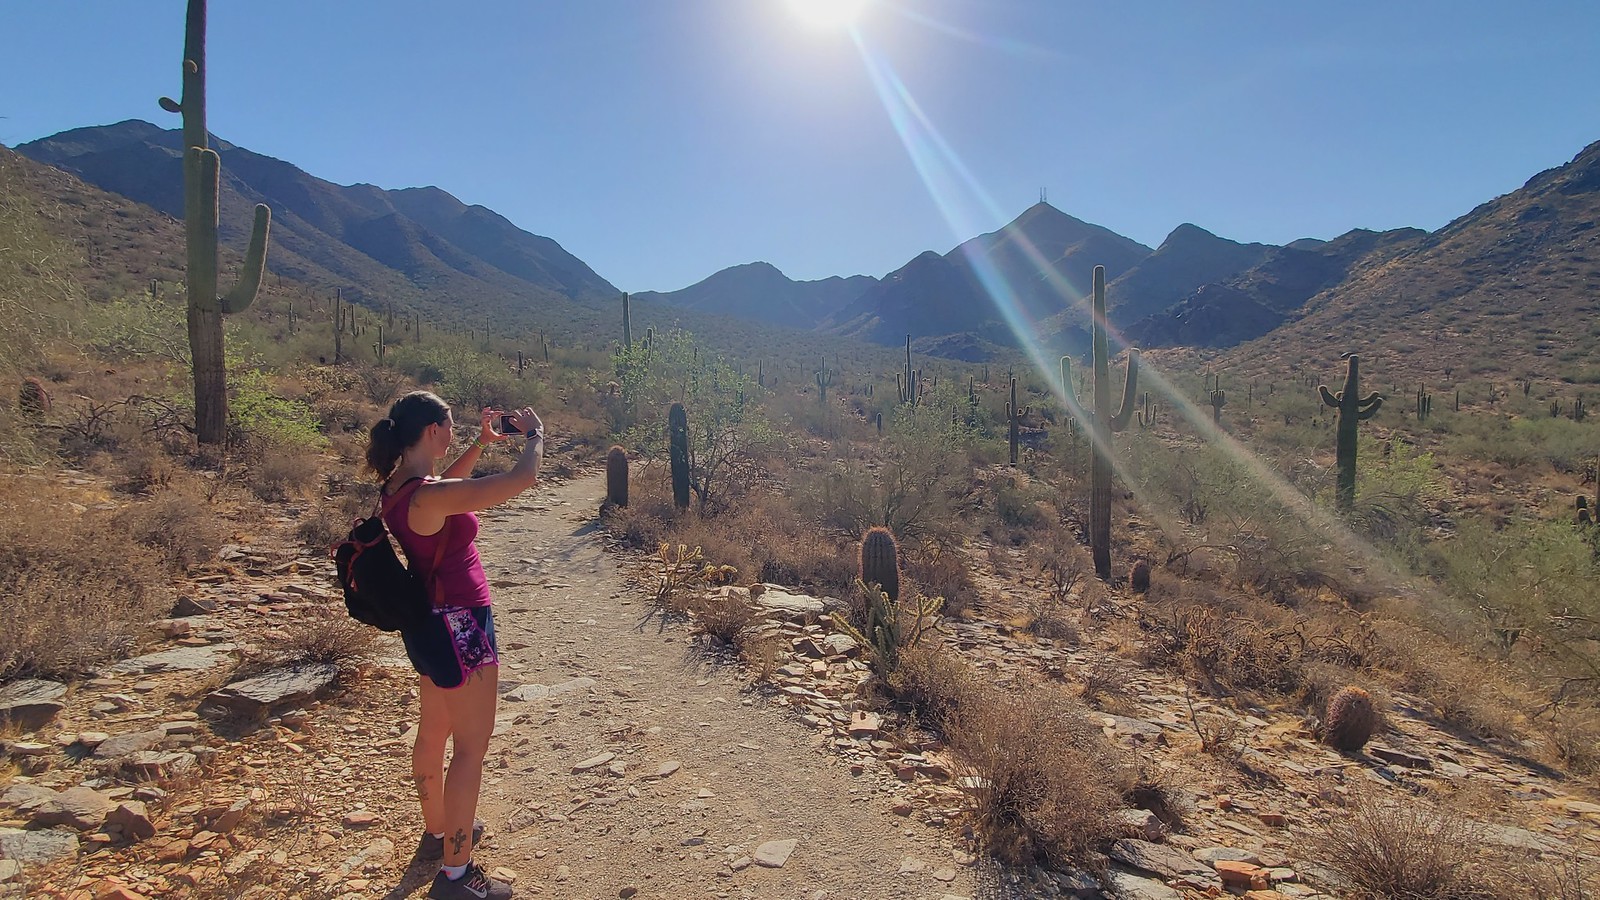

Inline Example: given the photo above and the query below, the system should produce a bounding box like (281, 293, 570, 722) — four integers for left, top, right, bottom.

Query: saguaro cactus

(668, 402, 691, 510)
(1318, 354, 1383, 511)
(1006, 377, 1029, 465)
(621, 292, 632, 349)
(1062, 266, 1140, 580)
(159, 0, 272, 445)
(1209, 384, 1226, 425)
(815, 355, 834, 404)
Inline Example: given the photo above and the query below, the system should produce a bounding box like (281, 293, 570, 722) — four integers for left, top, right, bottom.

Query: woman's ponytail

(364, 392, 450, 481)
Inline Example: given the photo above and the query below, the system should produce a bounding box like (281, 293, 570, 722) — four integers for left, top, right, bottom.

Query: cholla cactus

(832, 528, 941, 672)
(1324, 686, 1379, 751)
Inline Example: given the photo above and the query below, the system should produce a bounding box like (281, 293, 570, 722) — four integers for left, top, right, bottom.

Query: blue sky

(4, 1, 1599, 293)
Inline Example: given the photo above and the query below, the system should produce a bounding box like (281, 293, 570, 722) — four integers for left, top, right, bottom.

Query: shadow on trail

(378, 853, 437, 899)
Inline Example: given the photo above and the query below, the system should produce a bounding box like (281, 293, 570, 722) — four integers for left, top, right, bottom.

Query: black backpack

(332, 477, 451, 632)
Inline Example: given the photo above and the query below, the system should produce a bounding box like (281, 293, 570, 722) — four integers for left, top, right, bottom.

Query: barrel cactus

(605, 445, 629, 508)
(859, 527, 900, 602)
(1324, 686, 1379, 751)
(17, 378, 50, 421)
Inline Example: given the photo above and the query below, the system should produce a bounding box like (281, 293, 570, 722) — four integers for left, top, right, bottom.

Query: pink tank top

(382, 477, 492, 609)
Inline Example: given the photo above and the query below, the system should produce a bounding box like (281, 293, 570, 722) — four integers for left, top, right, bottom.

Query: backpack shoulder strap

(379, 476, 427, 518)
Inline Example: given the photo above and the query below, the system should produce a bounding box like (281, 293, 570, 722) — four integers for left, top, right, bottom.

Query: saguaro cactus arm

(1109, 349, 1140, 432)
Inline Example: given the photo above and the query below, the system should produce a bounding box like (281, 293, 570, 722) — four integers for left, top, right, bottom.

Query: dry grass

(248, 445, 322, 502)
(253, 611, 381, 676)
(1307, 786, 1526, 900)
(0, 477, 170, 678)
(113, 480, 228, 572)
(946, 678, 1132, 870)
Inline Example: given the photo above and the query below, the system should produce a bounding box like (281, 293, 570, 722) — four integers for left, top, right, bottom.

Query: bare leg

(414, 675, 452, 834)
(440, 664, 498, 868)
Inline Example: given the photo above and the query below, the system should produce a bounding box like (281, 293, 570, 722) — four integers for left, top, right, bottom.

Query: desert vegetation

(4, 95, 1600, 899)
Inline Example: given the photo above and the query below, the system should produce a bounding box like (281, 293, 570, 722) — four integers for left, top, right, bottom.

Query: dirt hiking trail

(435, 471, 982, 900)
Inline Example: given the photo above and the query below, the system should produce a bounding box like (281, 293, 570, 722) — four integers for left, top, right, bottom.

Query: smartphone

(498, 413, 522, 435)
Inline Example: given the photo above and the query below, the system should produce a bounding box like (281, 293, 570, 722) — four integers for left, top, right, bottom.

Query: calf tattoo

(416, 775, 432, 802)
(450, 828, 468, 855)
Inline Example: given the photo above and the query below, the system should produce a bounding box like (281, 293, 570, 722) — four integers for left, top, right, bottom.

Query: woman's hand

(477, 407, 510, 445)
(506, 407, 543, 440)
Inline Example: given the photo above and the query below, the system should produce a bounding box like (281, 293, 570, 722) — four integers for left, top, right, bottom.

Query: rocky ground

(1, 470, 1597, 898)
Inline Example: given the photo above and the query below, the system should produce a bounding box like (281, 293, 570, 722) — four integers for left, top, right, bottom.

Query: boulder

(200, 663, 336, 720)
(0, 680, 67, 731)
(104, 801, 156, 841)
(31, 786, 114, 831)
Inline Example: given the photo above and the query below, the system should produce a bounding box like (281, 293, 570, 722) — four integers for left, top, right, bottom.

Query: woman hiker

(365, 390, 543, 900)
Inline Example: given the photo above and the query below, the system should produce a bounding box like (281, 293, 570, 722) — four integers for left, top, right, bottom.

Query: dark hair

(366, 391, 450, 480)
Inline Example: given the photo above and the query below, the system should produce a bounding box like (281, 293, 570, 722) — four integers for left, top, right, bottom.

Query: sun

(784, 0, 870, 29)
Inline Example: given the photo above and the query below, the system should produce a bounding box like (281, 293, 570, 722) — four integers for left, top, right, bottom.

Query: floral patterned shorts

(401, 606, 498, 689)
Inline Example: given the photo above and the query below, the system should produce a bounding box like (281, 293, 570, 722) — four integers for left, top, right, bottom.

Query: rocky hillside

(1104, 223, 1274, 327)
(17, 120, 617, 325)
(632, 262, 876, 330)
(1128, 227, 1426, 349)
(1222, 138, 1600, 384)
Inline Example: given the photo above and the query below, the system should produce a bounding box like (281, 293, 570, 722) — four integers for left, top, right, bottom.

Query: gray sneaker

(415, 819, 485, 863)
(427, 861, 512, 900)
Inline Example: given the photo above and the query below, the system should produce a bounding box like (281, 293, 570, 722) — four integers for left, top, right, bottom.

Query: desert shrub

(902, 534, 977, 618)
(0, 479, 170, 678)
(1308, 787, 1521, 900)
(113, 483, 227, 572)
(229, 367, 326, 451)
(250, 445, 322, 502)
(889, 645, 984, 730)
(947, 679, 1132, 869)
(261, 611, 380, 674)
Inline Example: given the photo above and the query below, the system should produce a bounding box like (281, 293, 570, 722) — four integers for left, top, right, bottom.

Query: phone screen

(498, 413, 522, 435)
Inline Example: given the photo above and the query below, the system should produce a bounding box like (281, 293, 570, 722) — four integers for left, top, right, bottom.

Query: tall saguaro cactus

(1062, 266, 1140, 580)
(668, 402, 691, 510)
(159, 0, 271, 445)
(1006, 377, 1029, 465)
(621, 292, 633, 349)
(1318, 354, 1383, 511)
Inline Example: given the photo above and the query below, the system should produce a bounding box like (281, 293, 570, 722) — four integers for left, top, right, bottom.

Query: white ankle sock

(442, 861, 470, 880)
(430, 832, 445, 840)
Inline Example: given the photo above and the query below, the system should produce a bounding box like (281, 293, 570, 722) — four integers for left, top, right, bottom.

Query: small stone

(729, 856, 751, 871)
(1215, 859, 1271, 890)
(572, 752, 616, 774)
(554, 865, 571, 882)
(753, 838, 797, 868)
(899, 857, 930, 875)
(0, 859, 19, 883)
(619, 888, 638, 899)
(890, 801, 914, 816)
(342, 810, 381, 829)
(932, 867, 958, 883)
(654, 760, 682, 779)
(491, 867, 517, 884)
(848, 712, 881, 737)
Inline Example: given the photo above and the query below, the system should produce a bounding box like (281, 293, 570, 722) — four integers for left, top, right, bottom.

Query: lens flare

(785, 0, 869, 29)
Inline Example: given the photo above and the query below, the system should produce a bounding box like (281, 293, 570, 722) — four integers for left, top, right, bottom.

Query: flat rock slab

(1103, 868, 1183, 900)
(503, 676, 597, 703)
(106, 645, 235, 675)
(0, 679, 67, 731)
(755, 588, 827, 624)
(1368, 745, 1432, 769)
(753, 838, 797, 868)
(94, 730, 167, 759)
(201, 663, 337, 719)
(31, 786, 114, 831)
(1110, 839, 1218, 883)
(0, 783, 57, 815)
(0, 827, 79, 865)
